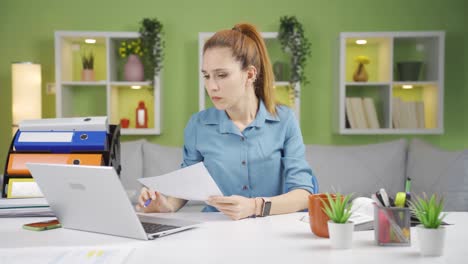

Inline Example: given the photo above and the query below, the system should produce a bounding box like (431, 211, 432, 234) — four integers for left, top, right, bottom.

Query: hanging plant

(139, 18, 164, 80)
(278, 16, 311, 89)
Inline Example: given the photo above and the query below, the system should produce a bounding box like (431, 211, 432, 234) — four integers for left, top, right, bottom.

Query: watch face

(263, 201, 272, 216)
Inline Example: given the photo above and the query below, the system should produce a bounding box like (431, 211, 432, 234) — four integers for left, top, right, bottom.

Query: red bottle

(135, 101, 148, 128)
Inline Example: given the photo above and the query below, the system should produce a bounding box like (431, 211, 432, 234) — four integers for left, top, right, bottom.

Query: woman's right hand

(136, 187, 174, 213)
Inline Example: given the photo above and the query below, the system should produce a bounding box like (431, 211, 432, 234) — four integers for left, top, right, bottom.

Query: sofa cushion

(406, 139, 468, 211)
(143, 142, 183, 178)
(120, 139, 146, 203)
(305, 139, 407, 198)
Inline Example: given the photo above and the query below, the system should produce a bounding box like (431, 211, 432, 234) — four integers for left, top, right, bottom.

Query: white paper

(137, 162, 222, 201)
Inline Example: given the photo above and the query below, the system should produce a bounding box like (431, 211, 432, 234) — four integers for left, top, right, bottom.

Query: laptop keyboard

(141, 222, 179, 234)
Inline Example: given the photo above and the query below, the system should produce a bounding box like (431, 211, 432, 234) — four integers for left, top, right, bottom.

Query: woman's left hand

(207, 195, 256, 220)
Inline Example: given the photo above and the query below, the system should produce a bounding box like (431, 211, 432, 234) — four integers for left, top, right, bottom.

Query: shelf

(337, 31, 445, 135)
(110, 81, 152, 86)
(340, 128, 443, 135)
(393, 36, 442, 82)
(61, 85, 107, 118)
(344, 36, 392, 83)
(345, 82, 390, 86)
(121, 128, 161, 135)
(55, 31, 162, 135)
(62, 81, 107, 86)
(392, 83, 439, 129)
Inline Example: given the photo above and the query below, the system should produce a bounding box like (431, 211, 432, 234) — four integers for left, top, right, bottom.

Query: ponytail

(204, 23, 277, 115)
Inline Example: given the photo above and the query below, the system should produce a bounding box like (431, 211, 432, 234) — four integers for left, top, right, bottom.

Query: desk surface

(1, 212, 467, 263)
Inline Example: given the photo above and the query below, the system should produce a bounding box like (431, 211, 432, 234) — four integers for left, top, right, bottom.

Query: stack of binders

(2, 117, 121, 198)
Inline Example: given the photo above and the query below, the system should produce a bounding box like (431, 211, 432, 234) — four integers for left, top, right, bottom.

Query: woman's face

(202, 47, 252, 110)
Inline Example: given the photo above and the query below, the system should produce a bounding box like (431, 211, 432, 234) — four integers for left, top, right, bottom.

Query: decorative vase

(353, 63, 368, 82)
(328, 221, 354, 249)
(81, 69, 95, 81)
(416, 225, 446, 256)
(135, 101, 148, 128)
(124, 54, 144, 82)
(308, 194, 336, 238)
(120, 118, 130, 128)
(397, 61, 422, 81)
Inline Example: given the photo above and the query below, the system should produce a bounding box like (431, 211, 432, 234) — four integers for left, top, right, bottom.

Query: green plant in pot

(409, 193, 447, 256)
(139, 17, 164, 81)
(81, 51, 94, 81)
(321, 192, 354, 249)
(278, 16, 311, 95)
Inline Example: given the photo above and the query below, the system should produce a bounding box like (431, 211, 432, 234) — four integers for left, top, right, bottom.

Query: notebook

(26, 163, 200, 240)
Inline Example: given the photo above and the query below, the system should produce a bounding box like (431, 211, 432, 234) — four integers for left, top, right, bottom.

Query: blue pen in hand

(144, 198, 152, 207)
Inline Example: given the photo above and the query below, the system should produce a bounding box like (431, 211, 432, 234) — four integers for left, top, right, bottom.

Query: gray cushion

(305, 139, 407, 198)
(406, 139, 468, 211)
(143, 142, 183, 178)
(120, 139, 146, 203)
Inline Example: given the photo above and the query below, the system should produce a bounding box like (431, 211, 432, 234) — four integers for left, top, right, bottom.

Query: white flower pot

(416, 225, 446, 256)
(327, 220, 354, 249)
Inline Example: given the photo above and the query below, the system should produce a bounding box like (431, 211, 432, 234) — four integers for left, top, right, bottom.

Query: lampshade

(12, 62, 42, 133)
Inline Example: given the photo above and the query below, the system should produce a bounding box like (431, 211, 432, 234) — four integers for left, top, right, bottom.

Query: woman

(137, 23, 316, 220)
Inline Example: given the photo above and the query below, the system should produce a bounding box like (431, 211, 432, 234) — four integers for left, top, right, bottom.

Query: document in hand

(137, 162, 223, 201)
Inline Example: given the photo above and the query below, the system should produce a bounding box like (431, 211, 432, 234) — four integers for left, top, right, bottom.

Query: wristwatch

(260, 197, 272, 217)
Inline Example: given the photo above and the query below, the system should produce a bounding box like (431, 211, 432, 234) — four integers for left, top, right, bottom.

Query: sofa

(121, 138, 468, 212)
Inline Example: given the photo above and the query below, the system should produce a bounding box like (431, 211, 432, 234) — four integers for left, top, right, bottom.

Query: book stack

(392, 97, 426, 129)
(345, 97, 380, 129)
(2, 117, 121, 199)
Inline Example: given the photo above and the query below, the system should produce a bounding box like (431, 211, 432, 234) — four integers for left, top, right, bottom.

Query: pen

(144, 198, 152, 207)
(405, 178, 412, 193)
(405, 178, 412, 207)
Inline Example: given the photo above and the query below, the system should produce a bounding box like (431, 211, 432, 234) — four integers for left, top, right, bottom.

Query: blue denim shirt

(182, 101, 315, 212)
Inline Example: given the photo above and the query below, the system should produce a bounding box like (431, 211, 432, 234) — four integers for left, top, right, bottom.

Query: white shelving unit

(55, 31, 162, 135)
(198, 32, 300, 120)
(336, 31, 445, 135)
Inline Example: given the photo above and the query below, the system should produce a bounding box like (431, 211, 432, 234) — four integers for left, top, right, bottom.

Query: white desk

(1, 212, 467, 263)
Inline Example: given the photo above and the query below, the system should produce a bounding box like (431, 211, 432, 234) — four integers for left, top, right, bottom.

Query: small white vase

(327, 220, 354, 249)
(416, 225, 446, 256)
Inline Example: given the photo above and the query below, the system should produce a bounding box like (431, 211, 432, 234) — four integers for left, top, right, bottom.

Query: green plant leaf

(320, 192, 354, 224)
(278, 16, 311, 87)
(409, 193, 445, 229)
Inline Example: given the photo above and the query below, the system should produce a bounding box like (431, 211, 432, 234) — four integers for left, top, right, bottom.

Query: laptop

(26, 163, 201, 240)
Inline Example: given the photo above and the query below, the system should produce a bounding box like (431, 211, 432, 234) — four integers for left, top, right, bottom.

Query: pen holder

(374, 204, 411, 246)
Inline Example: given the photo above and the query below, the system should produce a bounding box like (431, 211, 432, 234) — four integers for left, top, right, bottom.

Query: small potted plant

(81, 51, 94, 81)
(409, 193, 447, 256)
(138, 17, 164, 80)
(321, 192, 354, 249)
(119, 39, 145, 82)
(278, 16, 311, 94)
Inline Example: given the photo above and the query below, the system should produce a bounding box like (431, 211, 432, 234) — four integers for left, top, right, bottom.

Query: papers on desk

(0, 247, 134, 264)
(138, 162, 223, 201)
(0, 197, 54, 217)
(350, 197, 375, 230)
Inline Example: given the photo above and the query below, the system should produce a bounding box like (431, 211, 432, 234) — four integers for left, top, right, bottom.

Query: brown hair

(203, 23, 276, 114)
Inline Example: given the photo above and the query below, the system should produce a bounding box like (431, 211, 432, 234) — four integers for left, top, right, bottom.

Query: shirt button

(241, 160, 246, 166)
(242, 185, 248, 190)
(240, 137, 245, 141)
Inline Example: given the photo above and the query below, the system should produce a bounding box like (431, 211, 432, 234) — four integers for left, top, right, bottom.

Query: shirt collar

(201, 100, 280, 134)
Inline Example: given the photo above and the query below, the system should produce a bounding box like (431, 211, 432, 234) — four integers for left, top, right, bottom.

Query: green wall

(1, 0, 467, 170)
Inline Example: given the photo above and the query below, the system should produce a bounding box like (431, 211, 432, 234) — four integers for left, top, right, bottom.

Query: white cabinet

(198, 32, 300, 120)
(336, 31, 445, 134)
(55, 31, 162, 135)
